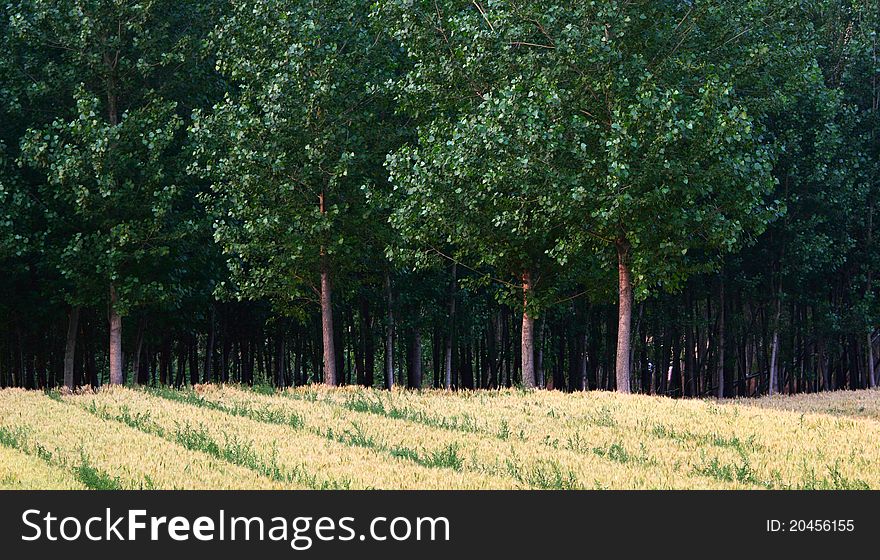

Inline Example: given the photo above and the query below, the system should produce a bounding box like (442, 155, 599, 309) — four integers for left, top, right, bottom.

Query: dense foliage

(0, 0, 877, 397)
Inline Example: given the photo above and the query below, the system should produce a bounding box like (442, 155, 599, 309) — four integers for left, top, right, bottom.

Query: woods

(0, 0, 877, 397)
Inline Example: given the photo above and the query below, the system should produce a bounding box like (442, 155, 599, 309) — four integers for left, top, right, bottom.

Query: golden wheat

(64, 387, 518, 489)
(280, 385, 880, 489)
(0, 444, 84, 490)
(0, 389, 285, 489)
(2, 385, 879, 489)
(194, 384, 746, 489)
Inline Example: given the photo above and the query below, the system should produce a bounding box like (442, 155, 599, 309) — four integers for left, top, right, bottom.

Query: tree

(10, 0, 220, 387)
(192, 0, 400, 386)
(382, 2, 589, 388)
(382, 1, 779, 392)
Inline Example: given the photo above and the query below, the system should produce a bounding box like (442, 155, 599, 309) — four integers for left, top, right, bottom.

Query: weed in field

(497, 420, 512, 440)
(798, 462, 870, 490)
(155, 388, 305, 430)
(426, 443, 464, 471)
(651, 424, 761, 454)
(591, 442, 654, 466)
(527, 461, 580, 490)
(340, 392, 484, 436)
(75, 451, 122, 490)
(693, 451, 765, 488)
(588, 407, 617, 428)
(0, 425, 27, 449)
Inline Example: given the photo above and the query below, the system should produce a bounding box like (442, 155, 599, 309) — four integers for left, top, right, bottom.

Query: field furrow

(187, 385, 750, 489)
(0, 389, 285, 489)
(277, 386, 880, 489)
(0, 444, 85, 490)
(3, 385, 878, 490)
(65, 387, 518, 489)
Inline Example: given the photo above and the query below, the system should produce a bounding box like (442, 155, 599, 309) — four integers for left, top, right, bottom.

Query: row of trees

(1, 0, 877, 396)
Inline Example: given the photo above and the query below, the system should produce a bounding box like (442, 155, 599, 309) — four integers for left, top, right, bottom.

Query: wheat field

(0, 385, 878, 490)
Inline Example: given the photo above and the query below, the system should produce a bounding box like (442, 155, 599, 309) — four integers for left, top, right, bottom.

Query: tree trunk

(867, 199, 875, 388)
(579, 333, 588, 391)
(407, 328, 422, 389)
(384, 271, 394, 390)
(684, 293, 696, 397)
(204, 306, 215, 383)
(275, 332, 286, 388)
(535, 318, 545, 388)
(320, 257, 337, 386)
(109, 285, 124, 385)
(175, 344, 186, 388)
(869, 332, 877, 390)
(444, 263, 457, 389)
(63, 306, 80, 391)
(84, 318, 98, 388)
(433, 327, 442, 388)
(717, 276, 726, 398)
(319, 189, 337, 386)
(615, 238, 633, 394)
(487, 312, 499, 388)
(362, 297, 375, 388)
(769, 297, 781, 396)
(132, 317, 145, 386)
(521, 271, 536, 388)
(189, 336, 200, 386)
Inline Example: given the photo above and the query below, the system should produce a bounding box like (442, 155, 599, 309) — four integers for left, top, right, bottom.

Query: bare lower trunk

(443, 337, 453, 389)
(615, 239, 632, 394)
(361, 297, 374, 388)
(63, 306, 80, 391)
(384, 271, 394, 390)
(769, 299, 781, 396)
(444, 263, 457, 389)
(408, 328, 422, 389)
(321, 259, 337, 386)
(579, 333, 588, 391)
(717, 277, 726, 398)
(521, 271, 536, 388)
(109, 285, 124, 385)
(535, 318, 545, 388)
(132, 317, 145, 385)
(204, 306, 215, 383)
(867, 201, 875, 388)
(275, 332, 287, 388)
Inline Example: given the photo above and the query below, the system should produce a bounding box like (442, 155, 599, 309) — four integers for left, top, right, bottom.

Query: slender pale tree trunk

(104, 54, 124, 387)
(717, 276, 726, 398)
(580, 333, 589, 391)
(817, 336, 830, 391)
(132, 317, 145, 385)
(320, 261, 337, 385)
(615, 238, 632, 394)
(63, 306, 80, 391)
(521, 271, 536, 388)
(444, 263, 457, 389)
(408, 328, 422, 389)
(319, 191, 337, 386)
(535, 318, 545, 388)
(768, 296, 781, 396)
(869, 332, 877, 390)
(866, 202, 875, 388)
(361, 297, 375, 388)
(384, 271, 394, 390)
(204, 306, 215, 383)
(109, 285, 124, 385)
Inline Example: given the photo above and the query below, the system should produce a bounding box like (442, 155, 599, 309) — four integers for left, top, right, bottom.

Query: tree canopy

(0, 0, 875, 399)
